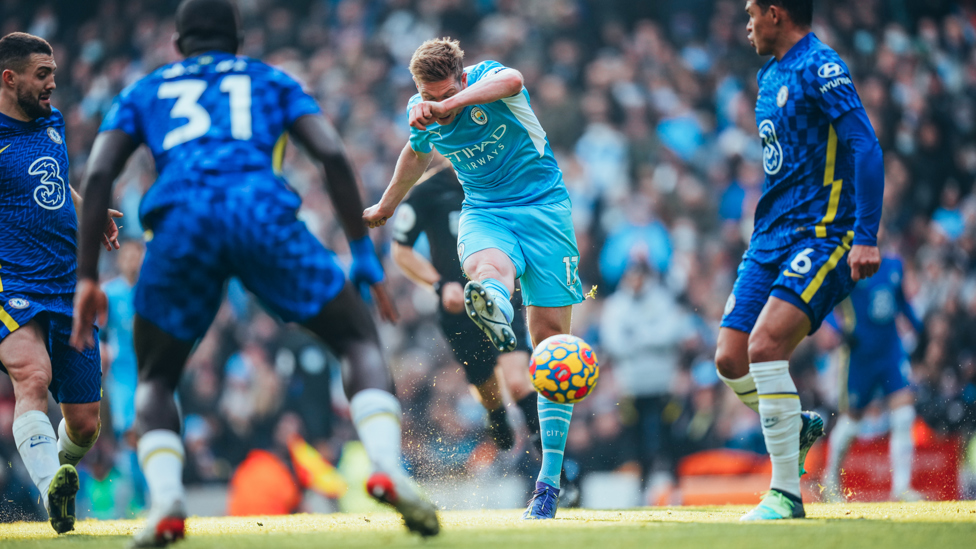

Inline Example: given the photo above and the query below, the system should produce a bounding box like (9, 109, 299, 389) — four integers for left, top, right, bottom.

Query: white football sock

(750, 360, 801, 498)
(138, 429, 186, 509)
(350, 389, 404, 476)
(889, 405, 916, 495)
(824, 414, 858, 490)
(58, 417, 98, 466)
(717, 370, 760, 413)
(12, 410, 60, 500)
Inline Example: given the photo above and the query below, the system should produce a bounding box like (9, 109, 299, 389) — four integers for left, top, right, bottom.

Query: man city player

(71, 0, 438, 544)
(0, 32, 121, 534)
(364, 38, 584, 519)
(715, 0, 884, 520)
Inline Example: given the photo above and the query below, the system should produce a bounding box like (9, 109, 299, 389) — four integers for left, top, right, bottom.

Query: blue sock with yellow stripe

(536, 399, 573, 488)
(750, 360, 802, 498)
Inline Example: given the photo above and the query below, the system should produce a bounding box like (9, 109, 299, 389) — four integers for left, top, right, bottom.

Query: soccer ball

(529, 334, 599, 404)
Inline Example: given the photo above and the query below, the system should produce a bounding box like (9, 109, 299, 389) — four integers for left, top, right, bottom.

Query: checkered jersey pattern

(0, 109, 76, 296)
(135, 179, 345, 341)
(100, 51, 320, 217)
(750, 33, 864, 262)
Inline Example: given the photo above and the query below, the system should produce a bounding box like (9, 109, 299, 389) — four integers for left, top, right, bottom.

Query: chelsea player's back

(103, 51, 318, 214)
(0, 108, 75, 298)
(752, 33, 866, 258)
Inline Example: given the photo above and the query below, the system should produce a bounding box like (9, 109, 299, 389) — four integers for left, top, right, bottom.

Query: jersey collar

(0, 110, 38, 129)
(778, 32, 816, 68)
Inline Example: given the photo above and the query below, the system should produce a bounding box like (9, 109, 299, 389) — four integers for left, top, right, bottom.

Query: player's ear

(1, 68, 16, 88)
(173, 32, 186, 56)
(461, 72, 467, 88)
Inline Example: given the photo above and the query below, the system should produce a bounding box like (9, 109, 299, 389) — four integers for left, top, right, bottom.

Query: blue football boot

(740, 489, 805, 521)
(522, 481, 559, 519)
(798, 411, 825, 476)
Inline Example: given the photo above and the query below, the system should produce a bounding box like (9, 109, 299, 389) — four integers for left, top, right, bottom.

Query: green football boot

(740, 489, 805, 521)
(48, 464, 79, 534)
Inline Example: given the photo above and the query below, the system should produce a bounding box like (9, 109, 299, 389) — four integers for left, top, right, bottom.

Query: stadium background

(1, 0, 976, 520)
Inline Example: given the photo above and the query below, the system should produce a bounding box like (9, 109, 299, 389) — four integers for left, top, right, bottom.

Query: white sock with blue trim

(138, 429, 186, 509)
(479, 278, 514, 323)
(717, 370, 759, 413)
(13, 410, 60, 500)
(350, 389, 404, 476)
(750, 360, 802, 498)
(58, 417, 97, 466)
(536, 399, 573, 488)
(890, 404, 915, 495)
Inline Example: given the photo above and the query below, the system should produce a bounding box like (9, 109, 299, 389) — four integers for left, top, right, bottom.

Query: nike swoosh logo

(782, 270, 804, 279)
(0, 144, 10, 155)
(30, 440, 52, 447)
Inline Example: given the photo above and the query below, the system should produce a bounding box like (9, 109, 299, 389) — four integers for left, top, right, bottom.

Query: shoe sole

(367, 473, 440, 537)
(48, 464, 79, 534)
(799, 411, 825, 476)
(464, 282, 517, 352)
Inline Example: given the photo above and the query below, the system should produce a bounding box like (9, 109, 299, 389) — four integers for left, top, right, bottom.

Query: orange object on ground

(227, 449, 302, 516)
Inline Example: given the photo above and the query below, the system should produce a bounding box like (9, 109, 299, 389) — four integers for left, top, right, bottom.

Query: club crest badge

(470, 106, 488, 125)
(8, 298, 29, 310)
(47, 127, 62, 144)
(776, 86, 789, 107)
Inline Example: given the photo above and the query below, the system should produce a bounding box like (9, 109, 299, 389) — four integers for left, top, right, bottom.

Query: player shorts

(722, 233, 857, 334)
(438, 297, 531, 386)
(0, 291, 101, 404)
(457, 199, 584, 308)
(845, 353, 910, 410)
(136, 183, 346, 342)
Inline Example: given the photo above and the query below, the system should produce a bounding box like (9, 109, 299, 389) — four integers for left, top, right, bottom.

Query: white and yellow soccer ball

(529, 334, 599, 404)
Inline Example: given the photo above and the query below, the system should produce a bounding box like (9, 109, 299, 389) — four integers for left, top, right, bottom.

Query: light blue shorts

(457, 199, 584, 308)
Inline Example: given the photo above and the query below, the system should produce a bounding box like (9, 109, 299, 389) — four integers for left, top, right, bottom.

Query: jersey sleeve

(803, 52, 863, 121)
(465, 60, 508, 86)
(406, 94, 433, 154)
(275, 70, 322, 127)
(100, 83, 144, 143)
(391, 195, 424, 247)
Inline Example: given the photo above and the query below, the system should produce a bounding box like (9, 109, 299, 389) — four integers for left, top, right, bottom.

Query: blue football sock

(536, 399, 573, 488)
(479, 278, 514, 323)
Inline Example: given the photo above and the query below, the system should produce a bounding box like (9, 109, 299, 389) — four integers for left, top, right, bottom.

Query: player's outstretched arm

(363, 143, 432, 228)
(835, 108, 884, 281)
(414, 68, 524, 131)
(290, 114, 398, 322)
(70, 130, 138, 351)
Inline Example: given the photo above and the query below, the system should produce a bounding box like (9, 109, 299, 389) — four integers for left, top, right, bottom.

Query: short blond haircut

(409, 37, 464, 84)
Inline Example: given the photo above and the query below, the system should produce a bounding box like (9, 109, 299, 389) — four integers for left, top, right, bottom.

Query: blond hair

(409, 37, 465, 84)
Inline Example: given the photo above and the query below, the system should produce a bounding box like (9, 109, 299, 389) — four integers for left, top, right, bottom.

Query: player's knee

(67, 414, 101, 445)
(14, 368, 52, 400)
(714, 349, 747, 380)
(747, 329, 786, 363)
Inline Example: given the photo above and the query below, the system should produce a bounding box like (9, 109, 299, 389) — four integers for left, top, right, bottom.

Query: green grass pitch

(2, 502, 975, 549)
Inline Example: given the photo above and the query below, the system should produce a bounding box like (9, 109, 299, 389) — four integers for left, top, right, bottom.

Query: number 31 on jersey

(158, 75, 252, 150)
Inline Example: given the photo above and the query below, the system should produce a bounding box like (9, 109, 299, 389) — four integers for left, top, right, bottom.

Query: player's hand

(408, 101, 438, 131)
(349, 235, 399, 323)
(363, 203, 395, 229)
(441, 282, 465, 314)
(848, 245, 881, 281)
(102, 209, 123, 251)
(70, 278, 107, 351)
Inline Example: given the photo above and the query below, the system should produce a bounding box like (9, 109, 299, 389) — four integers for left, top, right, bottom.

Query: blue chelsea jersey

(751, 33, 864, 259)
(100, 51, 321, 217)
(837, 257, 920, 366)
(0, 108, 77, 296)
(407, 61, 568, 208)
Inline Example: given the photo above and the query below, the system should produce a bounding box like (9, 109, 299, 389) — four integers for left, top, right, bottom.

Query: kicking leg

(1, 320, 78, 534)
(302, 284, 438, 537)
(741, 296, 810, 521)
(523, 305, 573, 519)
(130, 314, 195, 548)
(462, 249, 519, 351)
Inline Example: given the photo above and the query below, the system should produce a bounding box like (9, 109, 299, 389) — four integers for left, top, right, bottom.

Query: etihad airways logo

(443, 125, 507, 170)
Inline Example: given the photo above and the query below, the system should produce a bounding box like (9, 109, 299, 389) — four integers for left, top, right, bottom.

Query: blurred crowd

(3, 0, 976, 519)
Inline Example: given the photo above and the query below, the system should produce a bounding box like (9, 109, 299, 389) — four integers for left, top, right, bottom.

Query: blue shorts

(846, 353, 910, 410)
(457, 199, 584, 308)
(137, 185, 346, 342)
(722, 233, 856, 334)
(0, 292, 101, 404)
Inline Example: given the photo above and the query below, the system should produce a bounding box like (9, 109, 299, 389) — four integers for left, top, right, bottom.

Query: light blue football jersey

(407, 61, 568, 208)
